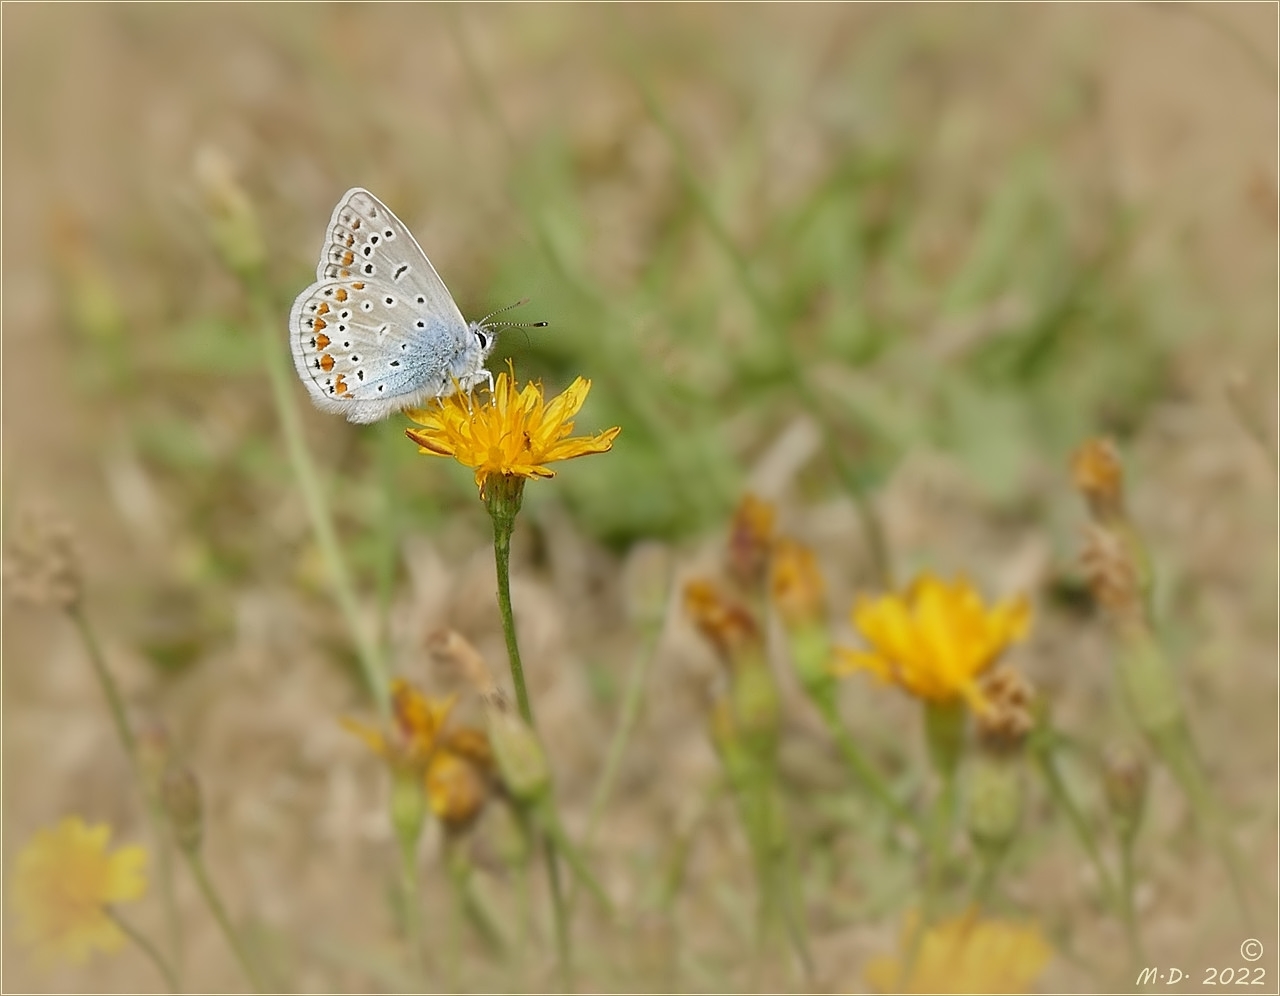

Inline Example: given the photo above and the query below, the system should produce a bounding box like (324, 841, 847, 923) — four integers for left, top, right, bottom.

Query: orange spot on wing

(335, 288, 348, 302)
(352, 219, 361, 229)
(342, 250, 354, 266)
(352, 282, 365, 290)
(346, 235, 354, 247)
(339, 269, 350, 277)
(320, 354, 335, 372)
(316, 302, 330, 316)
(314, 333, 331, 349)
(314, 318, 327, 331)
(334, 374, 352, 397)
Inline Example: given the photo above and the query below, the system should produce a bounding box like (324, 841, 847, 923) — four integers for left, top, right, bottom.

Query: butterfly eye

(475, 331, 488, 350)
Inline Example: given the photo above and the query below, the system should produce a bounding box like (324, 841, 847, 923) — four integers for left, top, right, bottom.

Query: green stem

(584, 621, 661, 840)
(248, 282, 389, 720)
(397, 831, 427, 983)
(544, 836, 572, 991)
(1031, 735, 1120, 910)
(186, 852, 267, 993)
(108, 907, 181, 993)
(70, 606, 184, 976)
(69, 606, 135, 757)
(814, 693, 920, 839)
(489, 483, 534, 727)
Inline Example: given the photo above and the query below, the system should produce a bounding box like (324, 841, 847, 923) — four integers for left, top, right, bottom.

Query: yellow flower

(11, 817, 147, 967)
(343, 679, 456, 770)
(405, 371, 620, 497)
(345, 680, 496, 830)
(426, 727, 496, 831)
(865, 909, 1053, 994)
(836, 573, 1030, 712)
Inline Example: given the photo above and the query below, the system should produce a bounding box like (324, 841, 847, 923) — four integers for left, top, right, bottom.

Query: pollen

(320, 354, 335, 372)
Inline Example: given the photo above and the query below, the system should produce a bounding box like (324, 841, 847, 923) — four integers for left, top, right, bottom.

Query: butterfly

(289, 187, 540, 424)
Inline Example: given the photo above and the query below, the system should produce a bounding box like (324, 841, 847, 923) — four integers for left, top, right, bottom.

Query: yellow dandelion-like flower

(405, 371, 620, 497)
(11, 817, 147, 968)
(343, 679, 457, 771)
(836, 573, 1030, 712)
(865, 909, 1053, 994)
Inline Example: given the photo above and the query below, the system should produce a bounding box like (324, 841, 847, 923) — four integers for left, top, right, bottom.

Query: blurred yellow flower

(836, 573, 1030, 711)
(405, 371, 620, 497)
(769, 538, 826, 628)
(343, 679, 456, 770)
(426, 729, 496, 831)
(345, 680, 496, 829)
(865, 909, 1053, 994)
(683, 578, 763, 664)
(12, 817, 147, 967)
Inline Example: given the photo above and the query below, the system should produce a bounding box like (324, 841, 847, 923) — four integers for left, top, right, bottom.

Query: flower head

(1071, 437, 1125, 524)
(11, 817, 148, 968)
(345, 679, 496, 830)
(343, 679, 457, 771)
(865, 909, 1053, 994)
(836, 573, 1030, 712)
(405, 371, 620, 498)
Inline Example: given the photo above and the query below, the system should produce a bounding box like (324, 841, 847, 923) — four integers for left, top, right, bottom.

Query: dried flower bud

(1071, 438, 1125, 525)
(683, 579, 763, 666)
(427, 629, 497, 699)
(727, 494, 776, 590)
(160, 765, 203, 855)
(975, 667, 1035, 754)
(3, 511, 81, 611)
(769, 538, 826, 630)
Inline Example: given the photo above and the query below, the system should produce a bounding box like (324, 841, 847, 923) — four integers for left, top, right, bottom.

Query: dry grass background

(2, 4, 1276, 993)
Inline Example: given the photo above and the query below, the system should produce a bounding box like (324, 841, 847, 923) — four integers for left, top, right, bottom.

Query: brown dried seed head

(3, 511, 81, 611)
(1079, 523, 1144, 627)
(975, 666, 1035, 752)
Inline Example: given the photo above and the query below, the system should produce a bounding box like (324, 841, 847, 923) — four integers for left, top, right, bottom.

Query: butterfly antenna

(479, 297, 549, 329)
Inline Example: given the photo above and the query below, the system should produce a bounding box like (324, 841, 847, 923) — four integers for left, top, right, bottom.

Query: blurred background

(3, 4, 1275, 992)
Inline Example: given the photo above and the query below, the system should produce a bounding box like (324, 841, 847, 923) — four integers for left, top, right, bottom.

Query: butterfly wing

(290, 188, 476, 423)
